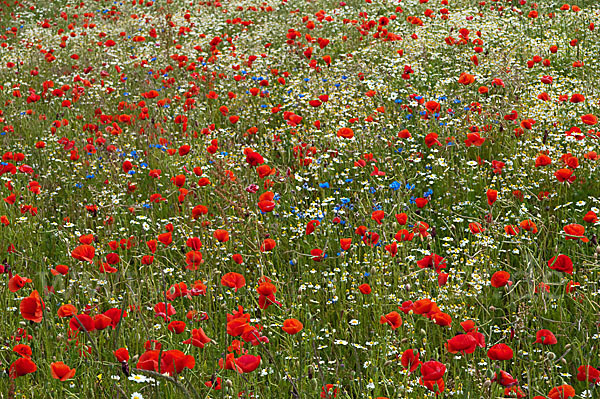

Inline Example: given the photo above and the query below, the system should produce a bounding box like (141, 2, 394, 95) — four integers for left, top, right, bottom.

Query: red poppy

(395, 213, 408, 225)
(20, 290, 44, 323)
(185, 251, 203, 270)
(282, 318, 303, 335)
(417, 254, 446, 272)
(235, 354, 261, 373)
(380, 311, 402, 329)
(554, 168, 576, 183)
(71, 244, 95, 262)
(446, 334, 478, 354)
(420, 360, 446, 381)
(548, 254, 573, 274)
(182, 327, 212, 348)
(9, 357, 37, 379)
(487, 343, 514, 360)
(114, 348, 129, 362)
(158, 232, 172, 246)
(535, 329, 557, 345)
(400, 349, 420, 373)
(486, 189, 498, 206)
(213, 229, 230, 242)
(50, 362, 76, 381)
(491, 271, 511, 287)
(576, 365, 600, 384)
(340, 238, 352, 251)
(581, 114, 598, 125)
(583, 211, 598, 223)
(221, 272, 246, 292)
(548, 385, 575, 399)
(337, 127, 354, 139)
(8, 274, 32, 292)
(424, 132, 441, 148)
(371, 210, 384, 224)
(491, 370, 518, 387)
(358, 283, 371, 294)
(563, 223, 588, 242)
(161, 350, 195, 375)
(13, 344, 32, 358)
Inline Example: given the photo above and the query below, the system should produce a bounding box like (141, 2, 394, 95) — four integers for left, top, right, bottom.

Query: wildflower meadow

(1, 0, 600, 397)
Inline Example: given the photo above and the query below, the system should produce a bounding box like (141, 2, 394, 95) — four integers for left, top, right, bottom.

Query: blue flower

(406, 183, 415, 190)
(341, 198, 350, 204)
(319, 182, 330, 188)
(389, 181, 401, 191)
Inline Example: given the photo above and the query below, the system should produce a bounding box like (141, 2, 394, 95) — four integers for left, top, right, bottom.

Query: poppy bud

(121, 361, 130, 377)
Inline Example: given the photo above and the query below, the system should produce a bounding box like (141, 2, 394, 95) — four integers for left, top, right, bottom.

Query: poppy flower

(431, 312, 452, 326)
(158, 232, 173, 246)
(486, 189, 497, 206)
(282, 318, 303, 335)
(20, 290, 44, 323)
(94, 314, 112, 330)
(371, 210, 384, 224)
(71, 244, 95, 262)
(161, 350, 195, 375)
(185, 251, 203, 270)
(358, 283, 371, 294)
(535, 154, 552, 167)
(337, 127, 354, 139)
(491, 271, 511, 287)
(340, 238, 352, 251)
(400, 349, 420, 373)
(547, 385, 575, 399)
(535, 329, 557, 345)
(321, 384, 337, 399)
(213, 229, 230, 242)
(465, 132, 485, 147)
(8, 274, 32, 292)
(395, 229, 414, 242)
(469, 222, 484, 234)
(9, 357, 37, 379)
(50, 362, 76, 381)
(581, 114, 597, 125)
(235, 354, 261, 373)
(491, 370, 518, 387)
(424, 132, 441, 148)
(221, 272, 246, 292)
(114, 348, 129, 362)
(70, 314, 95, 332)
(380, 311, 402, 329)
(384, 242, 397, 257)
(563, 223, 588, 242)
(417, 254, 446, 272)
(583, 211, 598, 224)
(137, 350, 160, 372)
(420, 360, 446, 381)
(395, 213, 408, 225)
(554, 165, 577, 182)
(13, 344, 32, 358)
(519, 219, 538, 233)
(487, 343, 514, 360)
(577, 365, 600, 384)
(260, 238, 276, 252)
(415, 197, 428, 208)
(446, 334, 478, 354)
(548, 254, 573, 274)
(183, 328, 212, 348)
